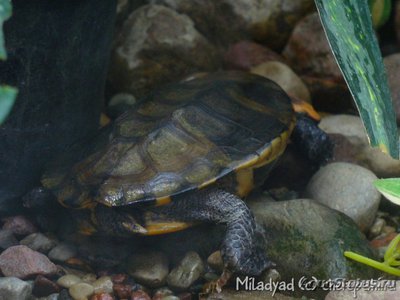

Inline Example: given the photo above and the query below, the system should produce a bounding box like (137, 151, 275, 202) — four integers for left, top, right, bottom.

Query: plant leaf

(0, 0, 12, 60)
(315, 0, 399, 159)
(0, 85, 17, 124)
(369, 0, 392, 28)
(374, 178, 400, 205)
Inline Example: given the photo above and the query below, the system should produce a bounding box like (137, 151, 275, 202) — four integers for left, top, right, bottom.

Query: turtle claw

(202, 270, 232, 295)
(122, 216, 147, 234)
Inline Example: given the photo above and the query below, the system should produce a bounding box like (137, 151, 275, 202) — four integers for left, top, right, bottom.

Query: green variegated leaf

(0, 0, 12, 60)
(315, 0, 399, 159)
(374, 178, 400, 205)
(0, 85, 17, 124)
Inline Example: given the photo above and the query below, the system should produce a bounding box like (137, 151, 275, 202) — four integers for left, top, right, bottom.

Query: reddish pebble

(2, 215, 37, 236)
(111, 273, 127, 284)
(131, 289, 151, 300)
(113, 283, 132, 299)
(90, 293, 115, 300)
(178, 292, 192, 300)
(32, 275, 61, 297)
(370, 232, 398, 248)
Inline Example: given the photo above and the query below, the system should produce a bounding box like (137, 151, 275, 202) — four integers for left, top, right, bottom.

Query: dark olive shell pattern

(42, 72, 294, 208)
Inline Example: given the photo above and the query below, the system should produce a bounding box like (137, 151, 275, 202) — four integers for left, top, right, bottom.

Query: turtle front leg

(155, 188, 274, 291)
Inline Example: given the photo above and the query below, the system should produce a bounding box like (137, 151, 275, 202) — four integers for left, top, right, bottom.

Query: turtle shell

(42, 72, 295, 209)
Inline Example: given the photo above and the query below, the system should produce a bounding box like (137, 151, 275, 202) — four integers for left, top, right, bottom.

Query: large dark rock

(0, 0, 117, 213)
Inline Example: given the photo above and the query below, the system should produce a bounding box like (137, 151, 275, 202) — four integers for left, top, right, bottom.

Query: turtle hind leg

(93, 205, 147, 236)
(155, 188, 274, 291)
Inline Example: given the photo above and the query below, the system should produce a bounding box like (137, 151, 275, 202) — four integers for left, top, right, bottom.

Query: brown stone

(131, 289, 151, 300)
(32, 275, 61, 297)
(113, 283, 132, 299)
(2, 215, 37, 236)
(0, 245, 58, 279)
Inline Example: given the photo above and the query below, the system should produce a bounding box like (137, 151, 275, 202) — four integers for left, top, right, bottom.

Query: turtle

(25, 71, 331, 291)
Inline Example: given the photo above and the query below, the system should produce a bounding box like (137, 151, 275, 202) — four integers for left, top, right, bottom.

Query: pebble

(0, 229, 18, 250)
(69, 282, 94, 300)
(161, 296, 179, 300)
(0, 277, 32, 300)
(32, 275, 61, 297)
(283, 12, 342, 79)
(167, 251, 204, 291)
(306, 162, 381, 232)
(19, 233, 57, 254)
(127, 251, 169, 288)
(112, 283, 132, 299)
(110, 274, 127, 284)
(90, 293, 115, 300)
(0, 245, 58, 279)
(57, 275, 82, 288)
(107, 93, 136, 118)
(92, 276, 113, 294)
(319, 114, 400, 177)
(206, 251, 223, 273)
(368, 218, 386, 239)
(152, 287, 174, 300)
(130, 289, 151, 300)
(251, 61, 310, 102)
(81, 274, 97, 284)
(223, 40, 284, 71)
(48, 243, 78, 262)
(59, 289, 73, 300)
(2, 215, 37, 236)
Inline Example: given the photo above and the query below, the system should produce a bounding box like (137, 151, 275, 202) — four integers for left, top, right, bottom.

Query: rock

(306, 162, 380, 231)
(0, 277, 32, 300)
(325, 283, 399, 300)
(112, 283, 132, 299)
(251, 61, 310, 101)
(161, 296, 179, 300)
(248, 198, 378, 297)
(167, 251, 204, 291)
(92, 276, 113, 294)
(151, 0, 314, 49)
(107, 93, 137, 118)
(152, 287, 174, 300)
(48, 243, 78, 262)
(59, 289, 73, 300)
(69, 282, 94, 300)
(19, 233, 57, 254)
(32, 275, 61, 297)
(127, 251, 169, 288)
(0, 229, 18, 250)
(110, 274, 127, 284)
(39, 293, 60, 300)
(283, 12, 342, 79)
(319, 114, 400, 177)
(384, 53, 400, 125)
(207, 251, 223, 273)
(368, 218, 386, 239)
(130, 289, 151, 300)
(0, 245, 58, 279)
(109, 4, 219, 99)
(206, 289, 296, 300)
(2, 216, 37, 236)
(223, 41, 284, 70)
(57, 275, 82, 289)
(90, 293, 115, 300)
(300, 76, 352, 113)
(81, 274, 97, 284)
